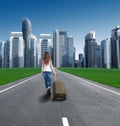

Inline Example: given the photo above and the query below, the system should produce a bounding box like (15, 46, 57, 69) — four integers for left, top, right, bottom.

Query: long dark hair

(43, 51, 51, 64)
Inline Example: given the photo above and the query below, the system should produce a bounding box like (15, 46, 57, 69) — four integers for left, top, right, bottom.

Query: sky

(0, 0, 120, 59)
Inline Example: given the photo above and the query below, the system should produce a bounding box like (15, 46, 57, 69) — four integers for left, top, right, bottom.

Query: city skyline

(0, 0, 120, 59)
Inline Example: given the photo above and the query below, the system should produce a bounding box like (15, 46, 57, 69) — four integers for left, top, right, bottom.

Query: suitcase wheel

(53, 97, 55, 101)
(64, 96, 66, 100)
(53, 96, 66, 101)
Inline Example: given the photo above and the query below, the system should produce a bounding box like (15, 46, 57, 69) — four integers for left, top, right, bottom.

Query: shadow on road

(39, 94, 51, 103)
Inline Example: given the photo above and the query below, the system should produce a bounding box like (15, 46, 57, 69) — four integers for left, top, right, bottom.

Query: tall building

(53, 30, 68, 67)
(111, 26, 120, 69)
(67, 36, 74, 67)
(30, 34, 37, 68)
(22, 18, 32, 67)
(4, 40, 10, 68)
(73, 47, 76, 65)
(9, 32, 24, 68)
(101, 39, 111, 68)
(78, 53, 84, 67)
(0, 41, 5, 68)
(36, 41, 41, 67)
(40, 34, 52, 60)
(95, 45, 101, 68)
(84, 31, 97, 68)
(53, 30, 60, 67)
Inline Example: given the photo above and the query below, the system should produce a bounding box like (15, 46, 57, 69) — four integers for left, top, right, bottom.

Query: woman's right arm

(50, 60, 57, 75)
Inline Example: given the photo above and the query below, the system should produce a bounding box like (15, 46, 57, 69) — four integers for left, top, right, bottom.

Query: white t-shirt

(43, 62, 52, 72)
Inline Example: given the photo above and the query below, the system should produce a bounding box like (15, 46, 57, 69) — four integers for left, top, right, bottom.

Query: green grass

(0, 68, 40, 86)
(58, 68, 120, 88)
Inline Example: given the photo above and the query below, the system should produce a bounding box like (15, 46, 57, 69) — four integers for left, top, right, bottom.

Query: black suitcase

(52, 80, 66, 100)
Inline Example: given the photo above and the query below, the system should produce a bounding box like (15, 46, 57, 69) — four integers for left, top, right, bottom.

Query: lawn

(58, 68, 120, 88)
(0, 68, 40, 85)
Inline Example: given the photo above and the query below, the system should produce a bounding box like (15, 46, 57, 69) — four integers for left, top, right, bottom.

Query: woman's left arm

(41, 60, 44, 73)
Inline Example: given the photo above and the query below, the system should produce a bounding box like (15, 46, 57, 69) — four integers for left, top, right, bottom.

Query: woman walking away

(41, 51, 57, 96)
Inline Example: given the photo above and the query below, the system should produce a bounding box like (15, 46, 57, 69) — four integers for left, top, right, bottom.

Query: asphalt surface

(0, 70, 120, 126)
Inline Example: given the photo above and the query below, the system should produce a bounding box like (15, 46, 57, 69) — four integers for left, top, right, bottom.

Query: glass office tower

(40, 34, 52, 60)
(22, 18, 32, 67)
(9, 32, 24, 68)
(0, 41, 5, 68)
(101, 39, 111, 68)
(111, 26, 120, 69)
(67, 36, 74, 67)
(53, 30, 67, 67)
(84, 31, 97, 68)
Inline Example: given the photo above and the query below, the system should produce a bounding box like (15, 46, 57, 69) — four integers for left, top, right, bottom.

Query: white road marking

(67, 73, 120, 96)
(80, 78, 120, 96)
(62, 117, 69, 126)
(60, 71, 120, 96)
(0, 74, 40, 94)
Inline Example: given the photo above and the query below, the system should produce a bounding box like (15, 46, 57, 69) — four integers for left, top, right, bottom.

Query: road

(0, 70, 120, 126)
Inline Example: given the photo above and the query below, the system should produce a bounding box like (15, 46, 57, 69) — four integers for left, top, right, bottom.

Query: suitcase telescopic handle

(53, 74, 59, 81)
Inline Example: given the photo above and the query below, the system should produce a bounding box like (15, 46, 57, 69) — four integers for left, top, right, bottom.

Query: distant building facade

(84, 31, 97, 68)
(111, 26, 120, 69)
(4, 40, 10, 68)
(0, 41, 5, 68)
(30, 34, 37, 67)
(22, 18, 37, 67)
(78, 53, 84, 67)
(53, 30, 74, 67)
(101, 39, 111, 68)
(67, 36, 74, 67)
(22, 18, 32, 67)
(40, 34, 52, 60)
(9, 32, 24, 68)
(53, 30, 67, 67)
(95, 45, 101, 68)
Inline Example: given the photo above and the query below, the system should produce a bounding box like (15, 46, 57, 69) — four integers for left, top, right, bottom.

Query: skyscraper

(36, 41, 41, 67)
(53, 30, 60, 67)
(111, 26, 120, 69)
(53, 30, 67, 67)
(9, 32, 24, 68)
(101, 39, 111, 68)
(40, 34, 52, 60)
(30, 34, 37, 68)
(78, 53, 84, 67)
(0, 41, 5, 68)
(67, 36, 74, 67)
(95, 45, 101, 68)
(22, 18, 32, 67)
(4, 40, 10, 68)
(84, 31, 97, 68)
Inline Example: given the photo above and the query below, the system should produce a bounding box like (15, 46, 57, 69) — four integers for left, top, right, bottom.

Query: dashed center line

(62, 117, 69, 126)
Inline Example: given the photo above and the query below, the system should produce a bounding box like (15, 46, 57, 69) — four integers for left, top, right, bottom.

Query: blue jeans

(43, 71, 52, 89)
